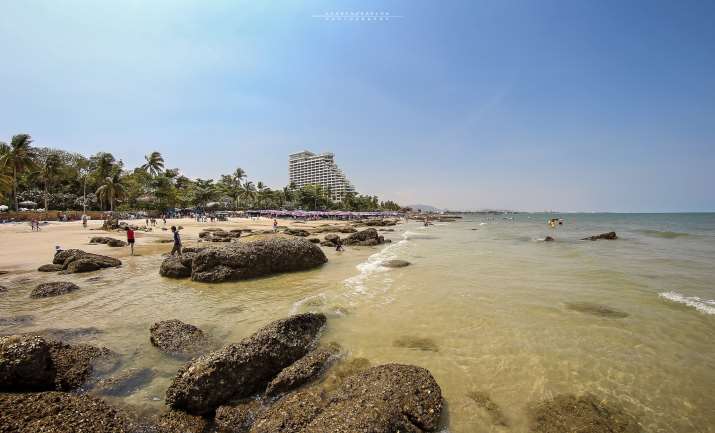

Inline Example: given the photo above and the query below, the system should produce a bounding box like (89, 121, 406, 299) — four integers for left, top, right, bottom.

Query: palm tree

(141, 151, 165, 176)
(218, 168, 246, 209)
(0, 134, 38, 211)
(240, 181, 257, 208)
(96, 174, 126, 211)
(37, 152, 62, 211)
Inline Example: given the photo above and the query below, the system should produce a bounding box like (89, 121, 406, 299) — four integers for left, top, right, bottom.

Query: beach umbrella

(19, 200, 37, 208)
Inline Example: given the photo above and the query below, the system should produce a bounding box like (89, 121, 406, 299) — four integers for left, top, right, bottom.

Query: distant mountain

(405, 204, 440, 212)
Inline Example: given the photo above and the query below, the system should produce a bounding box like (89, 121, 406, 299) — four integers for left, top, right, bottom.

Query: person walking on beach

(124, 226, 135, 256)
(273, 219, 278, 233)
(82, 214, 88, 229)
(170, 226, 182, 257)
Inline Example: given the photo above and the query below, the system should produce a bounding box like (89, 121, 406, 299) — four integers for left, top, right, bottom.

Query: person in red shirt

(125, 226, 135, 256)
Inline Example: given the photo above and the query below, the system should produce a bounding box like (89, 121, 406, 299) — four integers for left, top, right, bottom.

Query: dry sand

(0, 217, 328, 273)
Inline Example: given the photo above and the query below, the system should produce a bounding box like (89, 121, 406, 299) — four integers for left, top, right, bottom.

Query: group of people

(122, 224, 181, 257)
(29, 219, 42, 231)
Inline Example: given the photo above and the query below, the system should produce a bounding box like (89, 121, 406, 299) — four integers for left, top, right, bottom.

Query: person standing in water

(170, 226, 182, 257)
(125, 226, 135, 256)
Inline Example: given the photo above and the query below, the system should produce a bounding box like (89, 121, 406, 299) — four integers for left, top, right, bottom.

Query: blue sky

(1, 0, 713, 211)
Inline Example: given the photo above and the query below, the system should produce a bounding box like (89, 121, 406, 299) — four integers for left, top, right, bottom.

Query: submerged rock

(529, 393, 642, 433)
(48, 340, 116, 391)
(381, 259, 411, 268)
(393, 335, 439, 352)
(0, 391, 141, 433)
(565, 302, 629, 318)
(265, 343, 341, 397)
(38, 263, 64, 272)
(30, 281, 79, 298)
(250, 390, 325, 433)
(92, 367, 156, 396)
(467, 390, 509, 427)
(342, 228, 385, 246)
(156, 410, 212, 433)
(159, 256, 192, 278)
(544, 236, 555, 242)
(190, 238, 327, 283)
(166, 313, 326, 415)
(582, 232, 618, 241)
(0, 335, 56, 391)
(150, 319, 209, 356)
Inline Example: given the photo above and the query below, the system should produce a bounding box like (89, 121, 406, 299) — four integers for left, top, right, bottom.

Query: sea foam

(344, 233, 409, 295)
(659, 291, 715, 315)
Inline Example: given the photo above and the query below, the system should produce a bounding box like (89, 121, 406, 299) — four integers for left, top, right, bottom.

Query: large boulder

(582, 232, 618, 241)
(190, 238, 327, 283)
(0, 335, 56, 391)
(159, 256, 192, 278)
(48, 341, 116, 391)
(265, 344, 341, 397)
(53, 249, 121, 273)
(30, 281, 79, 298)
(342, 228, 385, 246)
(250, 364, 443, 433)
(166, 313, 326, 415)
(66, 259, 102, 273)
(150, 320, 209, 356)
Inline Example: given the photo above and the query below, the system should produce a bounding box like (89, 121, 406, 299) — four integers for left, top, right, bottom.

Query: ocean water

(2, 213, 714, 432)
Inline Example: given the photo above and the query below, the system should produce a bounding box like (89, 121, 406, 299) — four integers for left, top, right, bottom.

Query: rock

(381, 259, 410, 268)
(342, 228, 385, 246)
(308, 238, 321, 244)
(53, 249, 121, 273)
(92, 367, 156, 396)
(157, 410, 212, 433)
(265, 344, 341, 397)
(159, 256, 192, 279)
(544, 236, 555, 242)
(250, 390, 325, 433)
(0, 335, 56, 391)
(30, 281, 80, 298)
(0, 315, 34, 327)
(364, 219, 397, 227)
(466, 390, 509, 427)
(215, 400, 263, 433)
(582, 231, 618, 241)
(190, 238, 328, 283)
(89, 236, 127, 247)
(0, 391, 142, 433)
(565, 302, 629, 318)
(38, 264, 63, 272)
(319, 240, 336, 247)
(166, 313, 326, 415)
(0, 286, 6, 294)
(48, 340, 116, 391)
(324, 234, 340, 243)
(284, 228, 310, 237)
(393, 335, 439, 352)
(150, 320, 209, 356)
(338, 226, 357, 233)
(182, 247, 205, 254)
(529, 393, 642, 433)
(252, 364, 443, 433)
(106, 238, 128, 247)
(66, 258, 102, 273)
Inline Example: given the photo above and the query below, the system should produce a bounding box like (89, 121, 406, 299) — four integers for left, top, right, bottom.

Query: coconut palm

(37, 152, 62, 211)
(95, 174, 126, 211)
(240, 181, 257, 208)
(141, 151, 165, 176)
(0, 134, 38, 211)
(218, 168, 246, 209)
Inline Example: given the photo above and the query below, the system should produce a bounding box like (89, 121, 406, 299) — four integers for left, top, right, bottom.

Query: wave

(344, 233, 410, 295)
(403, 230, 437, 240)
(637, 229, 690, 239)
(659, 291, 715, 315)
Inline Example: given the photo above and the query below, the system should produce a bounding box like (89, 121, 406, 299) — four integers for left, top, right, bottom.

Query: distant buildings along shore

(288, 151, 355, 201)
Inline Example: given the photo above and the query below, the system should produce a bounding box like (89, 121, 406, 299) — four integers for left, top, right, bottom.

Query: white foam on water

(479, 222, 487, 226)
(659, 291, 715, 315)
(343, 233, 410, 295)
(290, 292, 328, 314)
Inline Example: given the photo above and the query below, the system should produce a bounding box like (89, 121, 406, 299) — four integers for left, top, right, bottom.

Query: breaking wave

(659, 291, 715, 315)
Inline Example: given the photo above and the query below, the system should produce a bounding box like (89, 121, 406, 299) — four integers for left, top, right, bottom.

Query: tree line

(0, 134, 402, 213)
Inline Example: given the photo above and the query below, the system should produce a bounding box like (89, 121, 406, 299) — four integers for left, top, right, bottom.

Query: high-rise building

(288, 151, 356, 201)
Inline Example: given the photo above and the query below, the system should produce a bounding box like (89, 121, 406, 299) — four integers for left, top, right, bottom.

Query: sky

(1, 0, 714, 212)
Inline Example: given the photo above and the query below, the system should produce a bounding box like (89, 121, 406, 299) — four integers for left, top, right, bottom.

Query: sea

(2, 213, 714, 432)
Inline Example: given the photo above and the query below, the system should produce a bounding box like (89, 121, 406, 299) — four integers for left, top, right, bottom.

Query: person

(55, 245, 63, 256)
(81, 214, 88, 229)
(335, 241, 344, 252)
(273, 219, 278, 233)
(170, 226, 182, 256)
(125, 226, 135, 256)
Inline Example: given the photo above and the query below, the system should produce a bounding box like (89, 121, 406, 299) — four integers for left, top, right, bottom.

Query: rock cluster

(30, 281, 79, 298)
(362, 218, 398, 227)
(283, 228, 310, 237)
(342, 228, 386, 246)
(199, 228, 242, 242)
(582, 231, 618, 241)
(89, 236, 128, 247)
(160, 237, 327, 283)
(37, 249, 122, 274)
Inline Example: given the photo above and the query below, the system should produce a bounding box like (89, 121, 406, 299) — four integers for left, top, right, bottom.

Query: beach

(2, 213, 715, 432)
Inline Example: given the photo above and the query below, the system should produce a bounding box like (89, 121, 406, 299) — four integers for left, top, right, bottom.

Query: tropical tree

(240, 181, 257, 208)
(219, 168, 246, 209)
(96, 174, 126, 211)
(36, 152, 62, 211)
(141, 151, 165, 176)
(193, 179, 216, 207)
(0, 134, 38, 211)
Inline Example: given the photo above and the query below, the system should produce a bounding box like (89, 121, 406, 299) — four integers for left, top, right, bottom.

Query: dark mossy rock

(0, 335, 56, 391)
(565, 302, 629, 318)
(582, 232, 618, 241)
(342, 228, 385, 246)
(30, 281, 79, 298)
(67, 258, 102, 273)
(38, 264, 64, 272)
(150, 319, 209, 356)
(48, 340, 117, 391)
(159, 256, 192, 279)
(283, 228, 310, 237)
(544, 236, 555, 242)
(53, 249, 121, 273)
(529, 393, 642, 433)
(215, 400, 263, 433)
(265, 343, 341, 397)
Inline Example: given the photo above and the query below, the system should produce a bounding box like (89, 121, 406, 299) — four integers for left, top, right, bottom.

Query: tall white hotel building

(288, 151, 356, 201)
